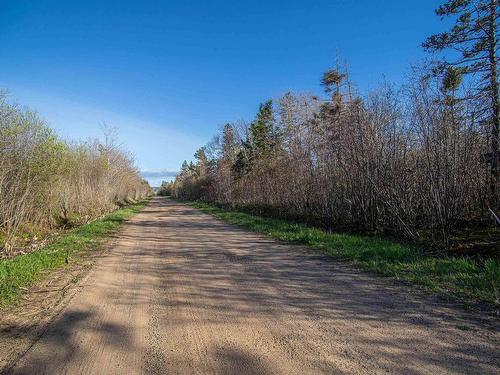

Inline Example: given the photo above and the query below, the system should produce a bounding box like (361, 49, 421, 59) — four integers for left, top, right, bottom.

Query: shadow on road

(3, 197, 499, 374)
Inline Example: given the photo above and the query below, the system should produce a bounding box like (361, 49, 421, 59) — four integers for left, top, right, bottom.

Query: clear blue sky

(0, 0, 445, 185)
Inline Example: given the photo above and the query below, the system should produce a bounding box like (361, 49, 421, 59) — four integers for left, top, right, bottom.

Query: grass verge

(189, 201, 499, 309)
(0, 200, 148, 307)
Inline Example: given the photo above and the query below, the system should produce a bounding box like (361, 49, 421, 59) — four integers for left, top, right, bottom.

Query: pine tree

(194, 147, 208, 177)
(231, 146, 250, 179)
(248, 100, 276, 159)
(231, 100, 277, 179)
(221, 123, 238, 162)
(423, 0, 499, 206)
(181, 160, 189, 174)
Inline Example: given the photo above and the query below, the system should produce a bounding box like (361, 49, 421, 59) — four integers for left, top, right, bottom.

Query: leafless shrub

(172, 70, 493, 247)
(0, 95, 150, 256)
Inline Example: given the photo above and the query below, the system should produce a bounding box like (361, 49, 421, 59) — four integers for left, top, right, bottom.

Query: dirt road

(3, 198, 499, 374)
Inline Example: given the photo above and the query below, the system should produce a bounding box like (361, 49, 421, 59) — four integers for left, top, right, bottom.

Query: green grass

(189, 201, 500, 309)
(0, 200, 148, 307)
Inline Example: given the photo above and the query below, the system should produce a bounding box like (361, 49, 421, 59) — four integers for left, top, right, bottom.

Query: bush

(0, 94, 151, 255)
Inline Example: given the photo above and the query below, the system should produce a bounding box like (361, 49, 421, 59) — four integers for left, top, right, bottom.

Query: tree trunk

(488, 0, 499, 208)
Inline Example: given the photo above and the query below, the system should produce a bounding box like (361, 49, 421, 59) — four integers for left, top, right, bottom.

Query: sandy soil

(1, 197, 498, 374)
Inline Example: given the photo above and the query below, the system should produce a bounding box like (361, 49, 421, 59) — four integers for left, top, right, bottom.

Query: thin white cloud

(140, 169, 178, 178)
(140, 169, 178, 186)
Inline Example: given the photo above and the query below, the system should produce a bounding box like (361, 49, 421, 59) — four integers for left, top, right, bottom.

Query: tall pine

(248, 100, 276, 159)
(423, 0, 499, 207)
(232, 100, 277, 178)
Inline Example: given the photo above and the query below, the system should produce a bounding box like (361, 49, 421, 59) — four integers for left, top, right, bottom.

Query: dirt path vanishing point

(1, 197, 499, 374)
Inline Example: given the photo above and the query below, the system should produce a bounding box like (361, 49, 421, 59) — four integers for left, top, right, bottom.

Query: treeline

(171, 1, 500, 249)
(0, 94, 151, 256)
(171, 72, 490, 247)
(157, 181, 174, 196)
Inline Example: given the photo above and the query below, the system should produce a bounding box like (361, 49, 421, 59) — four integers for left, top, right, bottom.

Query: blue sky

(0, 0, 445, 185)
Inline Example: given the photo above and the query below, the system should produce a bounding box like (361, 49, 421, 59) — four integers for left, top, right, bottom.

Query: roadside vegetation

(170, 1, 499, 252)
(157, 181, 173, 196)
(190, 201, 499, 308)
(0, 200, 147, 307)
(0, 94, 151, 257)
(168, 1, 499, 308)
(0, 90, 151, 305)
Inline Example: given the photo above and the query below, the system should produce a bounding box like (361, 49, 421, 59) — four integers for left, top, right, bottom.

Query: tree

(423, 0, 499, 206)
(232, 141, 251, 179)
(231, 101, 278, 179)
(221, 123, 238, 162)
(0, 94, 150, 254)
(248, 100, 277, 159)
(181, 160, 189, 174)
(157, 181, 173, 196)
(194, 147, 208, 177)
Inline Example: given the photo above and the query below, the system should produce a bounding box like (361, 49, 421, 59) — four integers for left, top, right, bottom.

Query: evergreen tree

(231, 100, 277, 178)
(181, 160, 189, 174)
(423, 0, 499, 205)
(248, 100, 276, 159)
(194, 147, 208, 176)
(231, 141, 251, 178)
(221, 123, 238, 162)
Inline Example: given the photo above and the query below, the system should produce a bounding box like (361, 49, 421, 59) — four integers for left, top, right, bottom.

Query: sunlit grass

(0, 200, 148, 307)
(190, 202, 499, 308)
